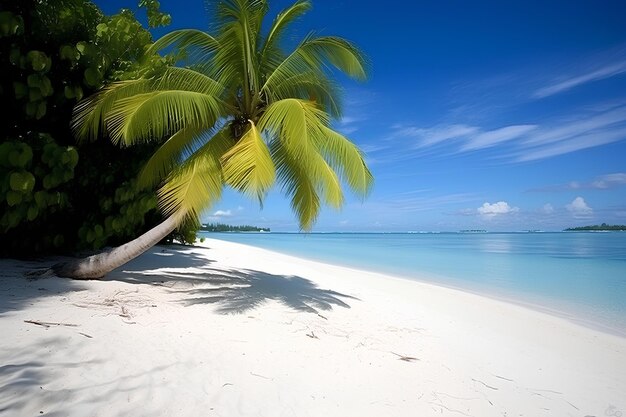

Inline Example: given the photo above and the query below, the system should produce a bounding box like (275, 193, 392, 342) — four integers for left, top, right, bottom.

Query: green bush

(0, 0, 197, 257)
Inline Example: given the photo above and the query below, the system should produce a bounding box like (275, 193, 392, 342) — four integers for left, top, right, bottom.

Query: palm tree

(54, 0, 372, 279)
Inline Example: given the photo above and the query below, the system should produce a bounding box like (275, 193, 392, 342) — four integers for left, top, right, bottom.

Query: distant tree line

(564, 223, 626, 231)
(200, 223, 270, 232)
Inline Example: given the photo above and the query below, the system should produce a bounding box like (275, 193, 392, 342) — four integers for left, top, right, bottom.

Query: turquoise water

(200, 232, 626, 335)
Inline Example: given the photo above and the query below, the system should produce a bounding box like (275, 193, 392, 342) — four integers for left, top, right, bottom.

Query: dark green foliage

(138, 0, 172, 28)
(564, 223, 626, 231)
(201, 223, 271, 232)
(0, 0, 195, 257)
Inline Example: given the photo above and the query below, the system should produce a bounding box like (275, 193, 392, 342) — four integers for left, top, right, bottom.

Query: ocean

(199, 231, 626, 336)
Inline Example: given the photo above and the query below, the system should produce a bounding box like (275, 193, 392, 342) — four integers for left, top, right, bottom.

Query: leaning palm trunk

(53, 215, 179, 279)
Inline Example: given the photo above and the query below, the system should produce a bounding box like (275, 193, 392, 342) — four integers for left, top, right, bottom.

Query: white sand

(1, 237, 625, 417)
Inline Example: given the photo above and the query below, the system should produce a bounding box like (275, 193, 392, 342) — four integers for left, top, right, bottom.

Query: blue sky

(97, 0, 626, 231)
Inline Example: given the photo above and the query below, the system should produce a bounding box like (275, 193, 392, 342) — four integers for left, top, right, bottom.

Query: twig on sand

(250, 372, 272, 380)
(78, 332, 93, 338)
(492, 374, 514, 382)
(472, 378, 498, 390)
(317, 313, 328, 320)
(391, 352, 420, 362)
(24, 320, 78, 328)
(306, 331, 319, 339)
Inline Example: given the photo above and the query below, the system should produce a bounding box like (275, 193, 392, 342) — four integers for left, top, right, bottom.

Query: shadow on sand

(108, 246, 357, 314)
(0, 245, 356, 316)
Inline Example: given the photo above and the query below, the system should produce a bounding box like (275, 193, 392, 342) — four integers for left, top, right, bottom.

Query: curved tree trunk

(53, 215, 180, 279)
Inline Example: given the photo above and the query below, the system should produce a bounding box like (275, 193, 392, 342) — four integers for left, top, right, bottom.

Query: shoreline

(200, 234, 626, 339)
(1, 238, 625, 416)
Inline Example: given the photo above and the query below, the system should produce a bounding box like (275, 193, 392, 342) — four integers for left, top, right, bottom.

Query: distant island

(564, 223, 626, 231)
(460, 229, 488, 233)
(200, 223, 270, 232)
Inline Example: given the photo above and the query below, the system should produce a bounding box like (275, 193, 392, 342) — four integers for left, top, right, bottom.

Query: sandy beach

(1, 237, 625, 417)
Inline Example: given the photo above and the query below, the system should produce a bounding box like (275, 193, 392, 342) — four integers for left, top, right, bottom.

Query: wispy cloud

(522, 106, 626, 145)
(394, 124, 478, 147)
(517, 126, 626, 162)
(533, 60, 626, 99)
(387, 104, 626, 163)
(461, 125, 537, 151)
(336, 116, 363, 135)
(367, 192, 479, 214)
(528, 172, 626, 192)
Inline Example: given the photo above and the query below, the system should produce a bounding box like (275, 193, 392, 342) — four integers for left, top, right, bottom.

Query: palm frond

(158, 128, 232, 221)
(154, 67, 225, 96)
(214, 0, 266, 101)
(221, 120, 275, 201)
(146, 29, 219, 64)
(105, 90, 223, 146)
(72, 67, 224, 143)
(313, 155, 344, 208)
(137, 125, 205, 189)
(262, 98, 343, 212)
(262, 35, 367, 95)
(265, 70, 342, 118)
(271, 140, 320, 230)
(72, 79, 150, 142)
(259, 98, 329, 159)
(314, 126, 373, 197)
(259, 0, 311, 72)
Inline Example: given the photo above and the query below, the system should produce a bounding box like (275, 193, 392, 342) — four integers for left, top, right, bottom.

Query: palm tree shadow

(108, 247, 358, 314)
(176, 267, 358, 314)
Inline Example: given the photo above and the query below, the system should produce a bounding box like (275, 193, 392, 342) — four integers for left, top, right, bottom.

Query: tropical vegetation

(201, 223, 270, 232)
(0, 0, 199, 257)
(564, 224, 626, 231)
(54, 0, 372, 278)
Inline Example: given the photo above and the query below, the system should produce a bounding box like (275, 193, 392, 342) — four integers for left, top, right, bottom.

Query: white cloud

(566, 197, 593, 218)
(477, 201, 519, 218)
(213, 210, 232, 217)
(533, 60, 626, 99)
(541, 203, 554, 214)
(461, 125, 537, 151)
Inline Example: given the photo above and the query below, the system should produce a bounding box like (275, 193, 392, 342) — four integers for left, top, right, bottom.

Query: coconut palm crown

(73, 0, 373, 231)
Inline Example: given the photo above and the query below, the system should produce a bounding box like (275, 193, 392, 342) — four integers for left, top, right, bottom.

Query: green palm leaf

(221, 120, 275, 201)
(146, 29, 220, 64)
(158, 128, 231, 220)
(271, 141, 320, 230)
(259, 0, 311, 72)
(262, 35, 367, 96)
(314, 126, 373, 196)
(72, 79, 151, 142)
(105, 90, 223, 146)
(259, 98, 328, 158)
(265, 70, 342, 118)
(137, 125, 205, 189)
